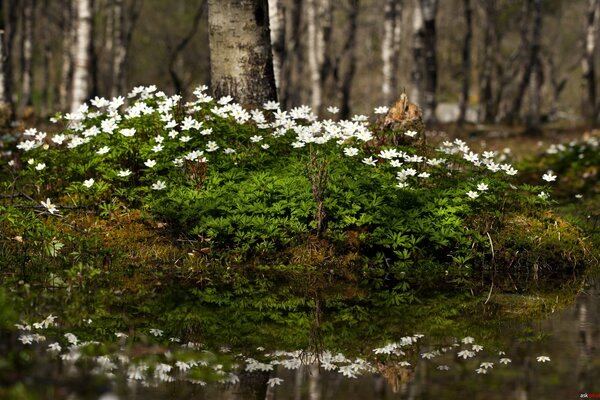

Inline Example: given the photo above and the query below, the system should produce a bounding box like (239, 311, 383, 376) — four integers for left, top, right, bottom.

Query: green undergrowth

(0, 87, 598, 357)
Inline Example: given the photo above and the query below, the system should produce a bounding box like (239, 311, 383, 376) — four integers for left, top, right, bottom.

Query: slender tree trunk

(307, 0, 332, 115)
(338, 0, 359, 119)
(582, 0, 600, 126)
(41, 0, 53, 115)
(3, 0, 17, 116)
(410, 0, 425, 111)
(457, 0, 472, 125)
(0, 1, 9, 113)
(478, 0, 495, 123)
(110, 0, 141, 97)
(382, 0, 402, 105)
(71, 0, 92, 113)
(307, 0, 321, 114)
(411, 0, 437, 122)
(506, 0, 542, 124)
(20, 0, 35, 109)
(283, 0, 302, 109)
(207, 0, 277, 109)
(59, 0, 74, 111)
(268, 0, 285, 101)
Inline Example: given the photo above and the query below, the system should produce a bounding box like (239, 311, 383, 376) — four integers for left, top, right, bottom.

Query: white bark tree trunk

(410, 0, 424, 113)
(111, 0, 125, 97)
(21, 0, 35, 108)
(70, 0, 92, 113)
(582, 0, 600, 125)
(382, 0, 402, 105)
(208, 0, 277, 109)
(307, 0, 332, 115)
(59, 0, 74, 111)
(457, 0, 472, 125)
(268, 0, 285, 100)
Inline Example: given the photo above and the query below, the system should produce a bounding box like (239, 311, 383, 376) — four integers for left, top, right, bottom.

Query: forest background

(0, 0, 599, 131)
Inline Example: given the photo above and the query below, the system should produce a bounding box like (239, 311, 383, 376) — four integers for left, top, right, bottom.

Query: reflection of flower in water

(536, 356, 551, 363)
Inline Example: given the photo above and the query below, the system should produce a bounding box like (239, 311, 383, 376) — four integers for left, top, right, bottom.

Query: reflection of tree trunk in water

(576, 281, 598, 391)
(222, 371, 270, 400)
(407, 360, 425, 400)
(513, 356, 532, 400)
(294, 366, 304, 400)
(324, 374, 342, 400)
(308, 363, 321, 400)
(374, 375, 386, 399)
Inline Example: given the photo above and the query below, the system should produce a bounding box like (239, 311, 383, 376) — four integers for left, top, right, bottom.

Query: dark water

(2, 279, 600, 400)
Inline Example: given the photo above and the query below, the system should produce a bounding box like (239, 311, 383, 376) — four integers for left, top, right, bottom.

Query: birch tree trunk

(411, 0, 437, 123)
(382, 0, 402, 105)
(582, 0, 600, 126)
(457, 0, 472, 125)
(338, 0, 359, 119)
(71, 0, 92, 113)
(59, 0, 74, 111)
(307, 0, 332, 115)
(308, 364, 321, 400)
(207, 0, 277, 109)
(268, 0, 285, 101)
(21, 0, 35, 109)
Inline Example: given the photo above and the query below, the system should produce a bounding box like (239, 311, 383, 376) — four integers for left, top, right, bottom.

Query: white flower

(421, 352, 435, 359)
(83, 178, 95, 188)
(404, 130, 418, 138)
(362, 156, 377, 166)
(261, 144, 270, 150)
(117, 169, 132, 177)
(499, 358, 511, 364)
(206, 141, 219, 152)
(475, 367, 488, 374)
(35, 163, 46, 171)
(263, 101, 280, 110)
(536, 356, 550, 363)
(374, 106, 389, 114)
(390, 160, 403, 168)
(152, 144, 164, 153)
(538, 191, 549, 199)
(477, 182, 489, 191)
(542, 171, 557, 182)
(472, 345, 484, 352)
(48, 342, 62, 352)
(250, 135, 263, 142)
(327, 106, 339, 114)
(120, 128, 136, 137)
(378, 148, 399, 159)
(152, 181, 166, 191)
(41, 198, 58, 214)
(344, 147, 359, 157)
(267, 377, 284, 387)
(466, 191, 479, 199)
(480, 362, 494, 369)
(97, 146, 110, 155)
(224, 148, 236, 154)
(180, 135, 191, 143)
(144, 159, 157, 168)
(149, 328, 164, 336)
(418, 172, 430, 178)
(457, 350, 475, 359)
